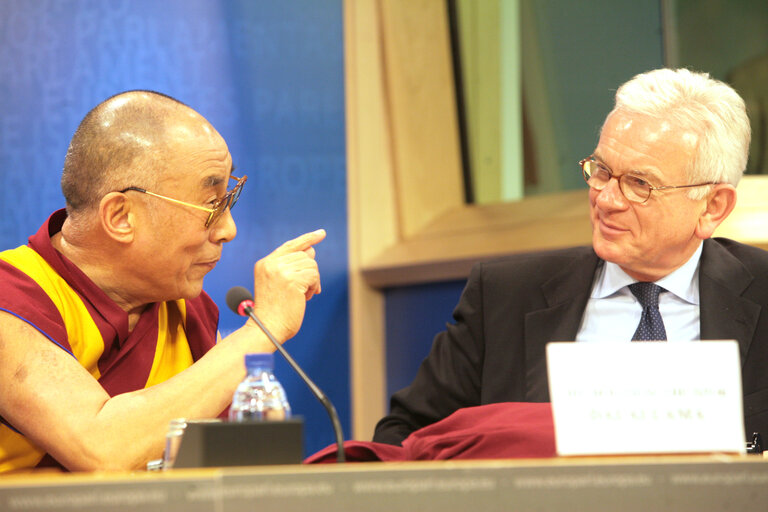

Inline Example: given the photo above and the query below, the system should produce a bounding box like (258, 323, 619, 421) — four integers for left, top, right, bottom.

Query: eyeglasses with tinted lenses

(207, 175, 246, 227)
(120, 175, 247, 227)
(579, 158, 715, 204)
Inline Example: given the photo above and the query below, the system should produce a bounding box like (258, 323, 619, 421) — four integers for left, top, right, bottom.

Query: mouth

(197, 259, 220, 271)
(595, 216, 628, 237)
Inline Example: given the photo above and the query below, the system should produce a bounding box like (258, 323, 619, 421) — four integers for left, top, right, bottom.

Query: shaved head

(61, 91, 214, 215)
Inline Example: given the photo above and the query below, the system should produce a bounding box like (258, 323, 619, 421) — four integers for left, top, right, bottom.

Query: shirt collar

(591, 243, 703, 304)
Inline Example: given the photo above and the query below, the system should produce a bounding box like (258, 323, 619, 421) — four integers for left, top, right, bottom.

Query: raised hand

(250, 229, 326, 341)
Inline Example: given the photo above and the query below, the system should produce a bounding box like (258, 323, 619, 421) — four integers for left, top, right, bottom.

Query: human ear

(695, 184, 737, 239)
(99, 192, 135, 243)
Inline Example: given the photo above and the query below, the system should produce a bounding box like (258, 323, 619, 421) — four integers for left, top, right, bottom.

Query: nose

(593, 176, 629, 211)
(210, 207, 237, 243)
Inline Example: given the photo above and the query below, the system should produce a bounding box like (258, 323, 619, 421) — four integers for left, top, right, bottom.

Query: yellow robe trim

(145, 300, 194, 387)
(0, 246, 103, 377)
(0, 246, 193, 473)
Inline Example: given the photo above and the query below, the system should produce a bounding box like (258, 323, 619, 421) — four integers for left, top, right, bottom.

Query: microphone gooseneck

(225, 286, 346, 463)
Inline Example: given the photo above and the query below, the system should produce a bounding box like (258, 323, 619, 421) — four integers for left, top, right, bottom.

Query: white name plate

(546, 341, 746, 456)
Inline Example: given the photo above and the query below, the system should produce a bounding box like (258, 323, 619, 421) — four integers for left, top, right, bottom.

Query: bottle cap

(245, 352, 274, 370)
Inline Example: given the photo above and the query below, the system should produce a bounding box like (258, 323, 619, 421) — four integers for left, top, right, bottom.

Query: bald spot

(61, 91, 217, 215)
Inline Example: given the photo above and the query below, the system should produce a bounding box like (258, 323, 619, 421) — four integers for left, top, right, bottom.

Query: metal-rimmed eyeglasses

(579, 157, 716, 204)
(120, 175, 247, 228)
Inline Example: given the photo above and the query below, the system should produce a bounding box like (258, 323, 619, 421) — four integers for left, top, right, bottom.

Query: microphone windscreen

(226, 286, 254, 315)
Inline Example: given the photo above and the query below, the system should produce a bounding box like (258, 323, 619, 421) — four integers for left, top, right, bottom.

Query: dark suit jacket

(373, 238, 768, 446)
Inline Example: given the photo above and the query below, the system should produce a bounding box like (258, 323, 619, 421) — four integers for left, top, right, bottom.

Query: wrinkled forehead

(160, 136, 233, 186)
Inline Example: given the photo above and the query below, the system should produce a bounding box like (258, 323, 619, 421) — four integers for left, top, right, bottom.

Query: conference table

(2, 454, 767, 511)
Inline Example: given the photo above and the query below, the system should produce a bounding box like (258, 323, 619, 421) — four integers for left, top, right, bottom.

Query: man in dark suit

(373, 68, 768, 446)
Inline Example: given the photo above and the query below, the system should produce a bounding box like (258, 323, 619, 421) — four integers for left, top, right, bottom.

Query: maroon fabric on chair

(304, 402, 556, 464)
(304, 440, 406, 463)
(403, 402, 556, 460)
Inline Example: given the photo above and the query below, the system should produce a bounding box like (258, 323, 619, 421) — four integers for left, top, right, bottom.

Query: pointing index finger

(274, 229, 326, 255)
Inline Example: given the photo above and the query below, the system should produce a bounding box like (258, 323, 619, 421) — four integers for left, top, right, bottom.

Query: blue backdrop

(385, 281, 466, 398)
(0, 0, 348, 458)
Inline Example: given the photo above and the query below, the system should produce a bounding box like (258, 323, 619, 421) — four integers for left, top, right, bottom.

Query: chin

(592, 235, 628, 266)
(178, 281, 205, 301)
(183, 290, 204, 300)
(593, 237, 657, 280)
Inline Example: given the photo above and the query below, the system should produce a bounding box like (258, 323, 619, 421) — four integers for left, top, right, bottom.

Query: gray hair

(607, 68, 750, 198)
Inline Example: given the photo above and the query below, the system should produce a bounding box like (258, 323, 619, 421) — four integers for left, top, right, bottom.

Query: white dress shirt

(576, 243, 703, 342)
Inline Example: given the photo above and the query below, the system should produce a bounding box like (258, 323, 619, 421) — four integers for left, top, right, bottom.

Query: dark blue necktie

(628, 282, 667, 341)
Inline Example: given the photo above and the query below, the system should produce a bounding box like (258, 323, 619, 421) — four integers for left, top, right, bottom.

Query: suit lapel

(699, 239, 760, 365)
(524, 249, 600, 401)
(519, 240, 761, 400)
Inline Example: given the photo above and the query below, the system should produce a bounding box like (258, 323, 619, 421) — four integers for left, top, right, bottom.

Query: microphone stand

(242, 305, 346, 463)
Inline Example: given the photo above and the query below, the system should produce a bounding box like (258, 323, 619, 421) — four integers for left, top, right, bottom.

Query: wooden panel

(345, 0, 469, 442)
(344, 0, 394, 441)
(379, 0, 465, 239)
(363, 189, 591, 287)
(716, 175, 768, 248)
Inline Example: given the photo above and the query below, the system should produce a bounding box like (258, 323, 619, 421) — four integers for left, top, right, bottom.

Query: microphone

(226, 286, 346, 463)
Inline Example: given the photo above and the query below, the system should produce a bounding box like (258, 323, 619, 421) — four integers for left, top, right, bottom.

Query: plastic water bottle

(229, 353, 292, 422)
